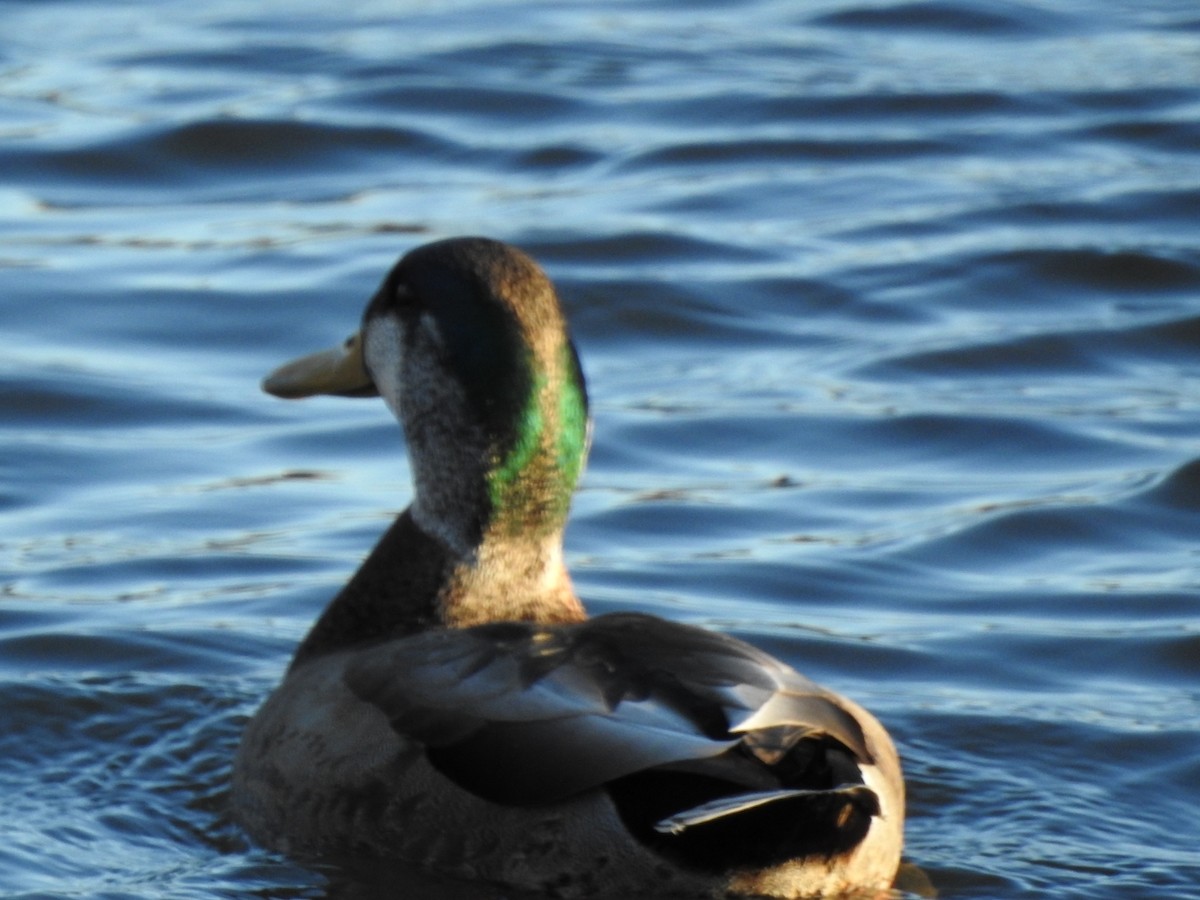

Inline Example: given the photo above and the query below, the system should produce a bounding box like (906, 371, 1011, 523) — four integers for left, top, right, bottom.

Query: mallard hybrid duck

(232, 237, 904, 898)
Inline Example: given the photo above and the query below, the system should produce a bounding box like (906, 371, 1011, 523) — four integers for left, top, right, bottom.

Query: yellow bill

(261, 332, 374, 399)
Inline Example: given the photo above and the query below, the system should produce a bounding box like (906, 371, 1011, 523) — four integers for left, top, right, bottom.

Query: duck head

(263, 238, 591, 588)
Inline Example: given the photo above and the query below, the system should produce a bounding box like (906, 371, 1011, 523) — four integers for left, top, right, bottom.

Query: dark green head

(265, 237, 590, 555)
(364, 237, 590, 546)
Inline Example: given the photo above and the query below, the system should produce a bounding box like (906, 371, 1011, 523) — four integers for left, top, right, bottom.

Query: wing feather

(344, 612, 871, 805)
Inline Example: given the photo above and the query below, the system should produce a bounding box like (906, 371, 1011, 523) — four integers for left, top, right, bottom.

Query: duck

(232, 237, 904, 898)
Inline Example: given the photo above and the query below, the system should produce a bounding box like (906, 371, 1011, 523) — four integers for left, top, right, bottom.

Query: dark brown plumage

(233, 238, 904, 897)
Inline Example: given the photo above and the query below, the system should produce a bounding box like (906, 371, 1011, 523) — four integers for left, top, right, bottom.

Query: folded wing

(344, 612, 873, 807)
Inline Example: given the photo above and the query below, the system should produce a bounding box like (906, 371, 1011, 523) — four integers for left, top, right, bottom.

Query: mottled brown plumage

(233, 237, 904, 898)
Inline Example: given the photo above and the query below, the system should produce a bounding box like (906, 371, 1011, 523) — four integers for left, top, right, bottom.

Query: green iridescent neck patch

(487, 343, 589, 539)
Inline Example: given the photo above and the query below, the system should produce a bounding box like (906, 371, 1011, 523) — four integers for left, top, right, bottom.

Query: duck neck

(439, 529, 585, 628)
(411, 343, 590, 626)
(485, 355, 589, 541)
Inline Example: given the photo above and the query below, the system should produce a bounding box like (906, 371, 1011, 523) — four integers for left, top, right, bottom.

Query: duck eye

(394, 283, 416, 307)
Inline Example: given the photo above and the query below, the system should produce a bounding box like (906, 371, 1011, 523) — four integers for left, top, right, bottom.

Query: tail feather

(655, 784, 879, 835)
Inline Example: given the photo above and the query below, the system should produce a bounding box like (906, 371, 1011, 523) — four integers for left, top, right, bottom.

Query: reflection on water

(2, 0, 1199, 897)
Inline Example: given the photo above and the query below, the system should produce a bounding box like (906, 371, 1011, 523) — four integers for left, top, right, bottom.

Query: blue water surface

(2, 0, 1199, 897)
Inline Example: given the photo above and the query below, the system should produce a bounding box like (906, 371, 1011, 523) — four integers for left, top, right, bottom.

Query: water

(2, 0, 1199, 897)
